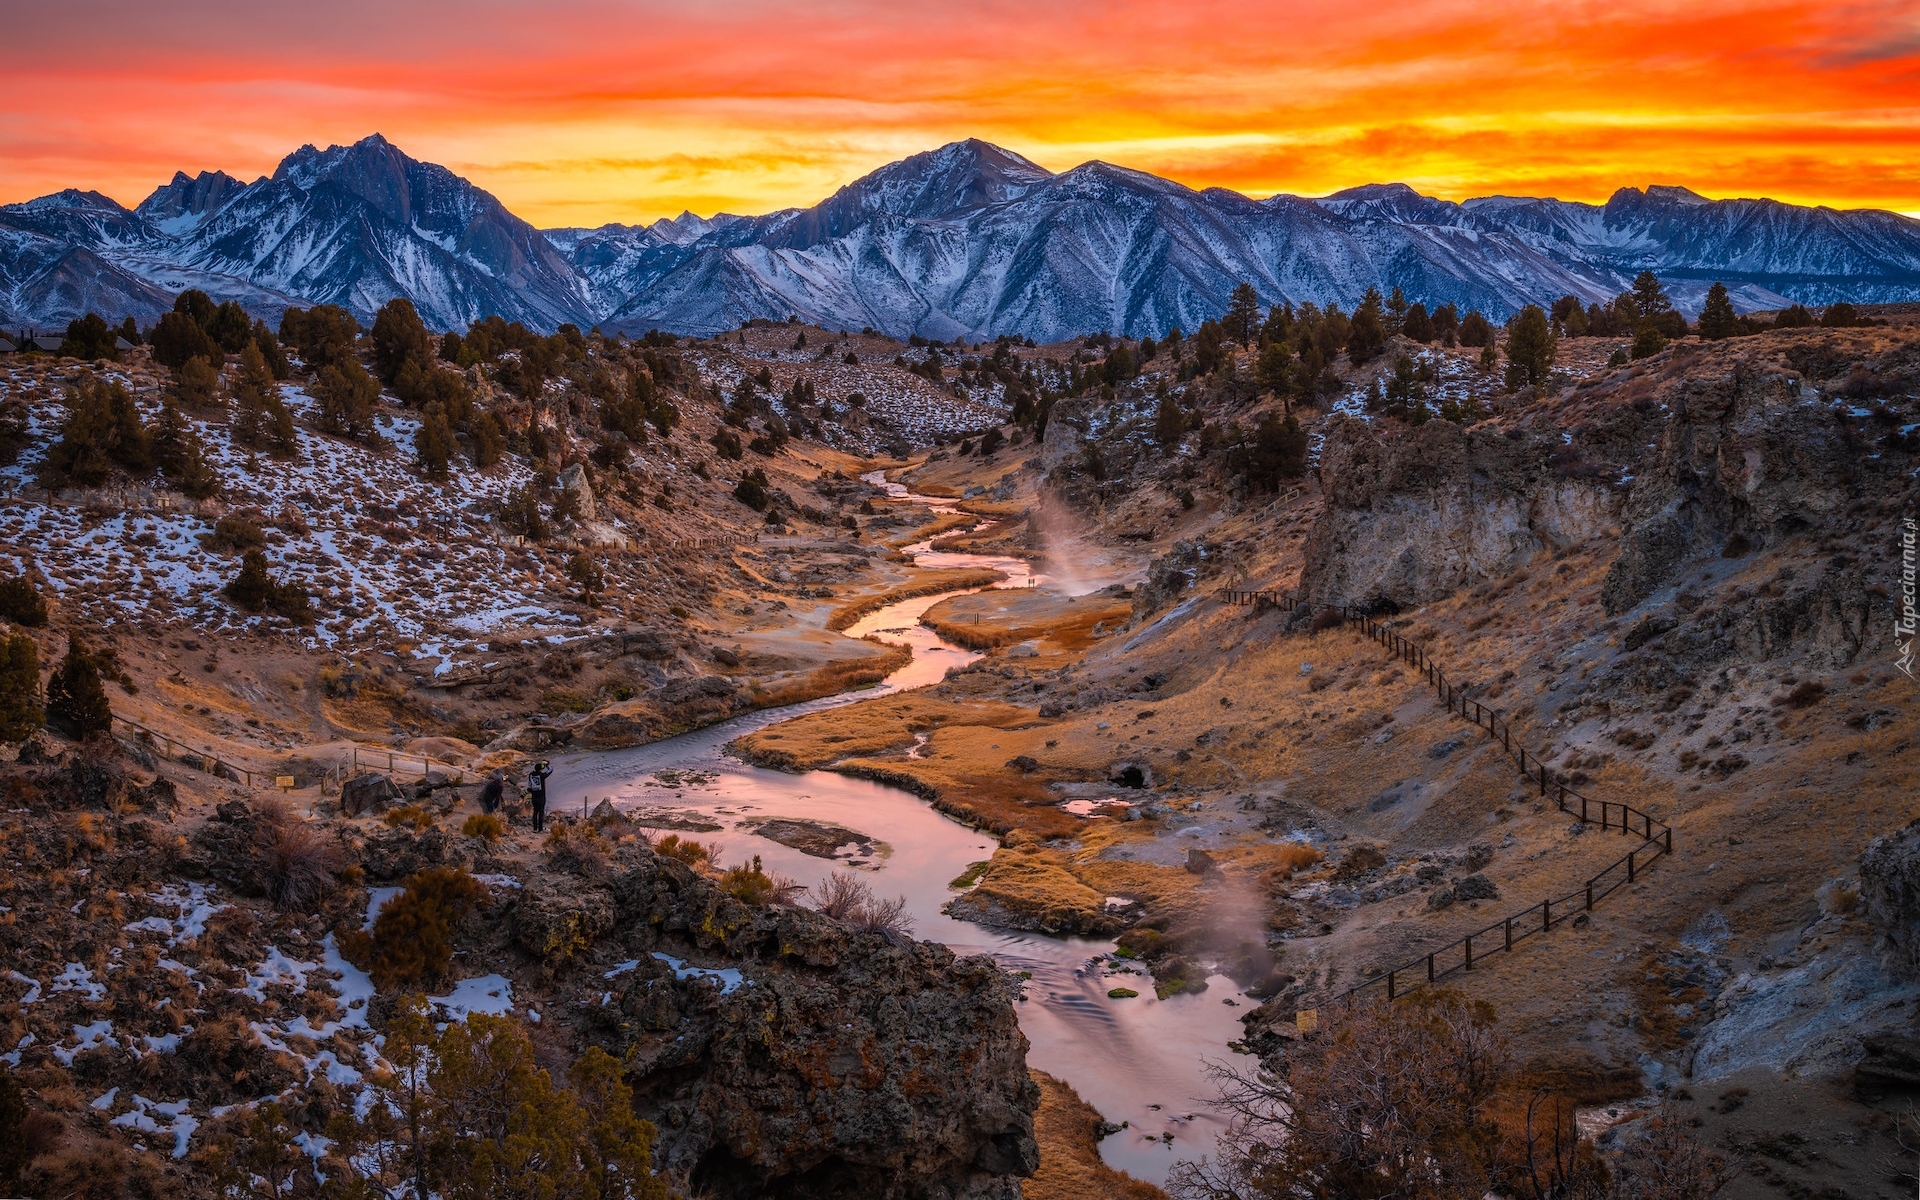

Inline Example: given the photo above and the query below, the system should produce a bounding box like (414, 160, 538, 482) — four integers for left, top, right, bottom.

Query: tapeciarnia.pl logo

(1899, 516, 1917, 679)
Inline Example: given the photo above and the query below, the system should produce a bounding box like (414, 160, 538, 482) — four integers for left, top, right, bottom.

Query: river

(550, 479, 1244, 1185)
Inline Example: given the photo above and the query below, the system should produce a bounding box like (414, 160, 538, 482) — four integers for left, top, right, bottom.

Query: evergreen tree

(1773, 303, 1814, 329)
(1502, 305, 1557, 389)
(1631, 323, 1668, 359)
(470, 411, 506, 470)
(1631, 271, 1674, 320)
(417, 402, 456, 480)
(148, 307, 221, 366)
(231, 343, 296, 459)
(1402, 302, 1433, 344)
(1103, 341, 1135, 384)
(315, 360, 382, 439)
(117, 316, 140, 346)
(206, 300, 253, 352)
(1347, 288, 1387, 364)
(0, 632, 40, 744)
(1820, 301, 1862, 328)
(38, 372, 150, 488)
(252, 320, 292, 379)
(1257, 341, 1294, 410)
(170, 354, 222, 410)
(283, 304, 360, 370)
(372, 298, 436, 383)
(1247, 411, 1308, 488)
(1430, 301, 1460, 346)
(1385, 286, 1409, 335)
(58, 312, 120, 361)
(1261, 300, 1295, 347)
(151, 399, 221, 498)
(1458, 309, 1494, 347)
(173, 288, 216, 327)
(45, 635, 111, 740)
(1696, 282, 1740, 339)
(1224, 283, 1262, 346)
(1154, 391, 1187, 447)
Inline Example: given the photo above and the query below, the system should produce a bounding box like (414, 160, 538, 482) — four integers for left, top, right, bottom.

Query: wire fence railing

(1216, 587, 1672, 1021)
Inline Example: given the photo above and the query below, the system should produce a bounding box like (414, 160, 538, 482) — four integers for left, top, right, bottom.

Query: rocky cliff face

(1599, 353, 1865, 616)
(518, 856, 1039, 1200)
(1301, 412, 1624, 607)
(1861, 820, 1920, 981)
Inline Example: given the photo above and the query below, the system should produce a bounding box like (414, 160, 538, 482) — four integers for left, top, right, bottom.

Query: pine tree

(1402, 303, 1433, 344)
(417, 402, 456, 480)
(1631, 271, 1673, 320)
(1154, 391, 1187, 447)
(1502, 304, 1558, 390)
(58, 313, 120, 361)
(470, 411, 506, 470)
(151, 399, 221, 498)
(1347, 288, 1387, 364)
(38, 372, 150, 488)
(230, 342, 296, 459)
(1247, 411, 1308, 488)
(45, 636, 111, 740)
(1631, 323, 1668, 360)
(371, 298, 435, 383)
(1224, 283, 1261, 346)
(0, 632, 41, 743)
(149, 310, 222, 371)
(1256, 342, 1294, 412)
(1459, 309, 1494, 347)
(1696, 282, 1740, 340)
(171, 354, 222, 410)
(1385, 286, 1409, 336)
(315, 360, 381, 439)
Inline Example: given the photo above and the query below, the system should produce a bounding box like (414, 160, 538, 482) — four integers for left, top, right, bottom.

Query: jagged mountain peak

(6, 188, 130, 215)
(137, 170, 250, 235)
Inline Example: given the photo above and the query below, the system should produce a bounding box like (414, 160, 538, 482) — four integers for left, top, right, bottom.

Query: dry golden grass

(823, 568, 1007, 631)
(733, 695, 1036, 771)
(744, 637, 912, 707)
(920, 590, 1134, 652)
(1026, 1071, 1167, 1200)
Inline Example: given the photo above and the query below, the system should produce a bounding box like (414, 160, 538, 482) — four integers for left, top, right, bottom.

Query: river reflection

(552, 508, 1241, 1184)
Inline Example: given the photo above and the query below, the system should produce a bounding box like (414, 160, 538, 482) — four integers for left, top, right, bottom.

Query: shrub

(462, 813, 506, 843)
(653, 833, 711, 867)
(382, 804, 435, 832)
(203, 512, 266, 553)
(720, 858, 779, 906)
(367, 867, 486, 988)
(808, 870, 913, 940)
(1780, 680, 1826, 709)
(224, 550, 314, 624)
(1308, 607, 1346, 633)
(0, 575, 47, 626)
(733, 469, 769, 510)
(253, 799, 341, 911)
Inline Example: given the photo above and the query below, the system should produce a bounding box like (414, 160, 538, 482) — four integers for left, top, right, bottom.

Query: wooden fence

(1216, 588, 1672, 1017)
(114, 714, 466, 795)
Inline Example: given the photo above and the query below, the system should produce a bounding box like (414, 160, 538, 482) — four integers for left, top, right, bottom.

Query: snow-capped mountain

(7, 135, 1920, 339)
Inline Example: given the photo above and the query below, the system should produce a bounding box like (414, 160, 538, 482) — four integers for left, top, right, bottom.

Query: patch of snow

(652, 952, 747, 995)
(110, 1095, 198, 1158)
(362, 887, 405, 931)
(429, 974, 514, 1021)
(6, 970, 41, 1004)
(51, 962, 106, 1001)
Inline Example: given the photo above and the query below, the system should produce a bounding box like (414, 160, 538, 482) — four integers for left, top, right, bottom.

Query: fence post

(1539, 765, 1548, 796)
(1543, 898, 1550, 930)
(1664, 827, 1673, 853)
(1387, 971, 1395, 1001)
(1628, 849, 1636, 883)
(1505, 917, 1513, 950)
(1464, 935, 1473, 970)
(1585, 883, 1594, 911)
(1427, 953, 1435, 983)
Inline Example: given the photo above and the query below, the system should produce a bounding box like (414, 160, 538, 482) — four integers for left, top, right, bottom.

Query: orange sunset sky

(6, 0, 1920, 226)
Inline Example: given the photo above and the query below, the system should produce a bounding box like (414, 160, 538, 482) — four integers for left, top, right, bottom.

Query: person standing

(527, 760, 552, 832)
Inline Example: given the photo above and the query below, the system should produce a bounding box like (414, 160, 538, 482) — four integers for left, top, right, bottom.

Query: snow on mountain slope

(9, 135, 1920, 337)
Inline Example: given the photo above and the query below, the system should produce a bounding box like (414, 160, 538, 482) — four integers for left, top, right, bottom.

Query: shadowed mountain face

(7, 135, 1920, 337)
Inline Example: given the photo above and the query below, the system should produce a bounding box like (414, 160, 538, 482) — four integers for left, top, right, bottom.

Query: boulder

(341, 772, 402, 817)
(1186, 848, 1219, 876)
(1855, 1033, 1920, 1096)
(575, 710, 650, 751)
(1452, 873, 1500, 902)
(557, 462, 597, 521)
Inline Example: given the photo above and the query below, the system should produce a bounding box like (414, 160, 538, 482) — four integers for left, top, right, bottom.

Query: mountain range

(7, 134, 1920, 341)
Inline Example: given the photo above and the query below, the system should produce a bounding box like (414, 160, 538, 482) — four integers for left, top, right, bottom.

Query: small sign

(1295, 1008, 1318, 1035)
(276, 775, 296, 791)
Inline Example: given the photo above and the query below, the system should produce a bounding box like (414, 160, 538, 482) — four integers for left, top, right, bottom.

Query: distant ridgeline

(6, 134, 1920, 341)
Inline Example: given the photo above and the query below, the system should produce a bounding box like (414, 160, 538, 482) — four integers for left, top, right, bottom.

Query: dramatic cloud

(5, 0, 1919, 223)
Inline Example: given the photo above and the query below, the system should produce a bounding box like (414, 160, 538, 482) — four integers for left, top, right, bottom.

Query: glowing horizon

(6, 0, 1920, 227)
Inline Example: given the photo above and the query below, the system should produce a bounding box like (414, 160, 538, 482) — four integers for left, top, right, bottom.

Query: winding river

(551, 479, 1245, 1185)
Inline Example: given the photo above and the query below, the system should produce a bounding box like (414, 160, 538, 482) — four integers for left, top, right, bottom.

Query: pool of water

(550, 501, 1242, 1184)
